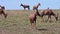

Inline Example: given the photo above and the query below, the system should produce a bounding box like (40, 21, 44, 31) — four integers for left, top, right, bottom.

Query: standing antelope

(29, 9, 40, 29)
(0, 5, 7, 18)
(33, 3, 41, 10)
(20, 4, 30, 10)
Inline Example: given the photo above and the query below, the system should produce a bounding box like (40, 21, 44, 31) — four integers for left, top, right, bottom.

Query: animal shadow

(37, 28, 48, 31)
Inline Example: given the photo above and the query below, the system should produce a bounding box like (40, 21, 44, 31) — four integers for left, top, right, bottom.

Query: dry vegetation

(0, 10, 60, 34)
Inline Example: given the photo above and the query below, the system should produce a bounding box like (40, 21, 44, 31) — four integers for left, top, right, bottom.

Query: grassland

(0, 10, 60, 34)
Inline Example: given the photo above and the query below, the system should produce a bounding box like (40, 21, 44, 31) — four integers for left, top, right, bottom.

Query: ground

(0, 10, 60, 34)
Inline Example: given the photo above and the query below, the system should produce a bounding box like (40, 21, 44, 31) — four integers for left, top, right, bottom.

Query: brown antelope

(20, 4, 30, 10)
(33, 3, 41, 10)
(40, 8, 58, 22)
(0, 6, 7, 18)
(29, 9, 40, 29)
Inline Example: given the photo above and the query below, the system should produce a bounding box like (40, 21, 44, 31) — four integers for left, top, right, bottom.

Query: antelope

(20, 4, 30, 10)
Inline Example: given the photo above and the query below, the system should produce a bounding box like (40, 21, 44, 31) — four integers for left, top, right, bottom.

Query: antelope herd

(0, 3, 59, 29)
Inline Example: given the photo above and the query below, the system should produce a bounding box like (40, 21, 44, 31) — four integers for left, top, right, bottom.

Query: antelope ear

(39, 3, 40, 4)
(38, 3, 40, 5)
(21, 3, 22, 4)
(2, 6, 5, 9)
(0, 5, 1, 7)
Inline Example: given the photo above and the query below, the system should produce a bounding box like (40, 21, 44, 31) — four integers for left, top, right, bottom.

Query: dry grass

(0, 10, 60, 34)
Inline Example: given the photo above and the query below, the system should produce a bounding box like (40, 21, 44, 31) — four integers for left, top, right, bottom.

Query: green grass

(0, 10, 60, 34)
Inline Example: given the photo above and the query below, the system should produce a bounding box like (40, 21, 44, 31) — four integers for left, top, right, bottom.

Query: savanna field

(0, 10, 60, 34)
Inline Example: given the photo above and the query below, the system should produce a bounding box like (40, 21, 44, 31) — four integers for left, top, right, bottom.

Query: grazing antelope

(0, 6, 7, 18)
(20, 4, 30, 10)
(33, 3, 41, 10)
(40, 8, 58, 22)
(29, 9, 40, 29)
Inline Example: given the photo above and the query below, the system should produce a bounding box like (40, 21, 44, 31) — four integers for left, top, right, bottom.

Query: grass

(0, 10, 60, 34)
